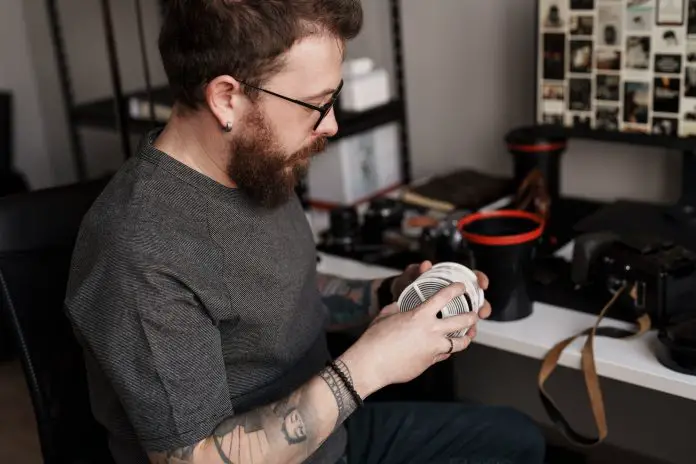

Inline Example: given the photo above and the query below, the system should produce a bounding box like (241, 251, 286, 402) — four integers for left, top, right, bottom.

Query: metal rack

(46, 0, 412, 185)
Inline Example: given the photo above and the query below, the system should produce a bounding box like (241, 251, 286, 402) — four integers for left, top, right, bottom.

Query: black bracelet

(326, 360, 364, 408)
(377, 276, 397, 308)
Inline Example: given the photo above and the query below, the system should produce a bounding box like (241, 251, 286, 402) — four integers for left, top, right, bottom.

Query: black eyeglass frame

(240, 80, 344, 131)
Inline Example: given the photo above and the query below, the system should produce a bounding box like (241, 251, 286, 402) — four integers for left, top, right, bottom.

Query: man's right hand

(340, 283, 479, 398)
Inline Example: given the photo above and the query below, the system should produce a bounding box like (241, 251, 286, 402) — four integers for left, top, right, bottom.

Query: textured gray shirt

(65, 130, 344, 463)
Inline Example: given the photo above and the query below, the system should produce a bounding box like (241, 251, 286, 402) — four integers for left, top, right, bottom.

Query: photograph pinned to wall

(568, 78, 592, 111)
(598, 4, 623, 46)
(543, 33, 566, 79)
(652, 116, 679, 135)
(571, 0, 595, 10)
(542, 83, 565, 100)
(656, 28, 686, 51)
(570, 40, 594, 72)
(570, 15, 594, 36)
(596, 74, 621, 100)
(656, 0, 685, 26)
(566, 112, 593, 129)
(685, 67, 696, 96)
(627, 0, 654, 32)
(623, 81, 650, 123)
(687, 41, 696, 61)
(541, 0, 566, 29)
(654, 53, 683, 73)
(689, 0, 696, 36)
(626, 36, 651, 69)
(597, 49, 622, 70)
(653, 76, 681, 113)
(542, 83, 565, 113)
(596, 106, 620, 130)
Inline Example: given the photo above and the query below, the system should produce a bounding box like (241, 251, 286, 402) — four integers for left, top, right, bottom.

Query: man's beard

(227, 107, 327, 209)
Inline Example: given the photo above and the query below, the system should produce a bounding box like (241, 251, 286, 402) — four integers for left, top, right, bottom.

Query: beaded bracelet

(326, 360, 364, 408)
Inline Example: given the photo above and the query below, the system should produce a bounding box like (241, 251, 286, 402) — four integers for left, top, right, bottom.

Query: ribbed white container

(397, 262, 485, 337)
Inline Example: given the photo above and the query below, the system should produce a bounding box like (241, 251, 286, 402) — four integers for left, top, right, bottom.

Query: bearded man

(64, 1, 545, 463)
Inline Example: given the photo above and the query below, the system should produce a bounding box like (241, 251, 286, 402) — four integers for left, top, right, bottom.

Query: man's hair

(159, 0, 363, 109)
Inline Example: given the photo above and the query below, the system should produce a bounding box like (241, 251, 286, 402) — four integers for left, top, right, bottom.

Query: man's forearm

(148, 359, 369, 464)
(317, 273, 384, 331)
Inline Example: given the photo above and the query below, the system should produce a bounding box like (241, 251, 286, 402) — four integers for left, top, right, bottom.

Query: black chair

(0, 178, 113, 464)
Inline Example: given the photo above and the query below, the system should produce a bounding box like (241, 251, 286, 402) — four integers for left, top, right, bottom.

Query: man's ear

(205, 75, 244, 131)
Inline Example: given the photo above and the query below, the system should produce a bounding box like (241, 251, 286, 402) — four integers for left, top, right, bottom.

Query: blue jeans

(340, 402, 546, 464)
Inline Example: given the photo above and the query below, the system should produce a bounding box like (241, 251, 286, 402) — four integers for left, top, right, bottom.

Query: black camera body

(572, 233, 696, 329)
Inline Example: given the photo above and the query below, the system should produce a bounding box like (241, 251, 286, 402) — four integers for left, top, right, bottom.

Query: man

(65, 1, 545, 463)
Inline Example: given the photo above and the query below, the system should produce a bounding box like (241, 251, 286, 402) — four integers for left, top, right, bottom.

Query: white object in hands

(397, 262, 485, 338)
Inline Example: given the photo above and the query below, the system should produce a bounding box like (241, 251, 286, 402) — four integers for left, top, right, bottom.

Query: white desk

(316, 251, 696, 402)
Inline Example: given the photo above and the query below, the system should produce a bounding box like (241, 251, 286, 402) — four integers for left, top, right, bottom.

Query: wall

(0, 0, 52, 189)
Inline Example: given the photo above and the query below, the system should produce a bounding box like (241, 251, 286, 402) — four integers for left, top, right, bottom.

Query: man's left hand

(388, 260, 434, 300)
(388, 261, 492, 340)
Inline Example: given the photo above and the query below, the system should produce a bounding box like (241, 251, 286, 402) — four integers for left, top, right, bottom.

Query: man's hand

(467, 270, 491, 340)
(388, 260, 434, 300)
(386, 262, 492, 340)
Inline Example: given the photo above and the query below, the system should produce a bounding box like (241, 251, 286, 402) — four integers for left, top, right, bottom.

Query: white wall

(0, 0, 52, 189)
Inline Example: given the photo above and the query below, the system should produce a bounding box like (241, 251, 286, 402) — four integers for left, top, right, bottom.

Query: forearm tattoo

(319, 359, 359, 426)
(317, 273, 379, 330)
(211, 413, 269, 464)
(150, 363, 358, 463)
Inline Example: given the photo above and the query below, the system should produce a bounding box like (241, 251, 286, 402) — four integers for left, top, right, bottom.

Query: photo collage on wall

(537, 0, 696, 137)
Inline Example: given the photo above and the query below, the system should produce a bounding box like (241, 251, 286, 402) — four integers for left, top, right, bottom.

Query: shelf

(71, 86, 404, 142)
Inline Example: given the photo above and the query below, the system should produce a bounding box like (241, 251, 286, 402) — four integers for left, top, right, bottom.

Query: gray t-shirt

(65, 130, 344, 463)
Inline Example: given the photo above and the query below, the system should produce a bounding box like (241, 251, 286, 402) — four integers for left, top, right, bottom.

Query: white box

(306, 123, 402, 206)
(339, 68, 391, 112)
(342, 57, 375, 77)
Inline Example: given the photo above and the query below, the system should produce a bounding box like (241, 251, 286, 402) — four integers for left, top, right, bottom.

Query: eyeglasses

(240, 80, 343, 131)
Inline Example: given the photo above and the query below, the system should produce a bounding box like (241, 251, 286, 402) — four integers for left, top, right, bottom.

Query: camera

(572, 233, 696, 329)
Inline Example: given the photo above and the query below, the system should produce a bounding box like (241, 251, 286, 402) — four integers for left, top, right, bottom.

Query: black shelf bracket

(100, 0, 132, 159)
(45, 0, 87, 181)
(389, 0, 411, 185)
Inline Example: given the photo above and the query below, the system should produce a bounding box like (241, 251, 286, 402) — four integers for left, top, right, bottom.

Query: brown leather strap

(538, 284, 652, 447)
(514, 169, 551, 222)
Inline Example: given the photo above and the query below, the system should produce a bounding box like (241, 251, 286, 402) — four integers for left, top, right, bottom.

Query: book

(402, 169, 513, 212)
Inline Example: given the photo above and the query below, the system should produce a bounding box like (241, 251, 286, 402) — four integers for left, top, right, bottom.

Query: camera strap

(513, 168, 551, 222)
(537, 283, 652, 447)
